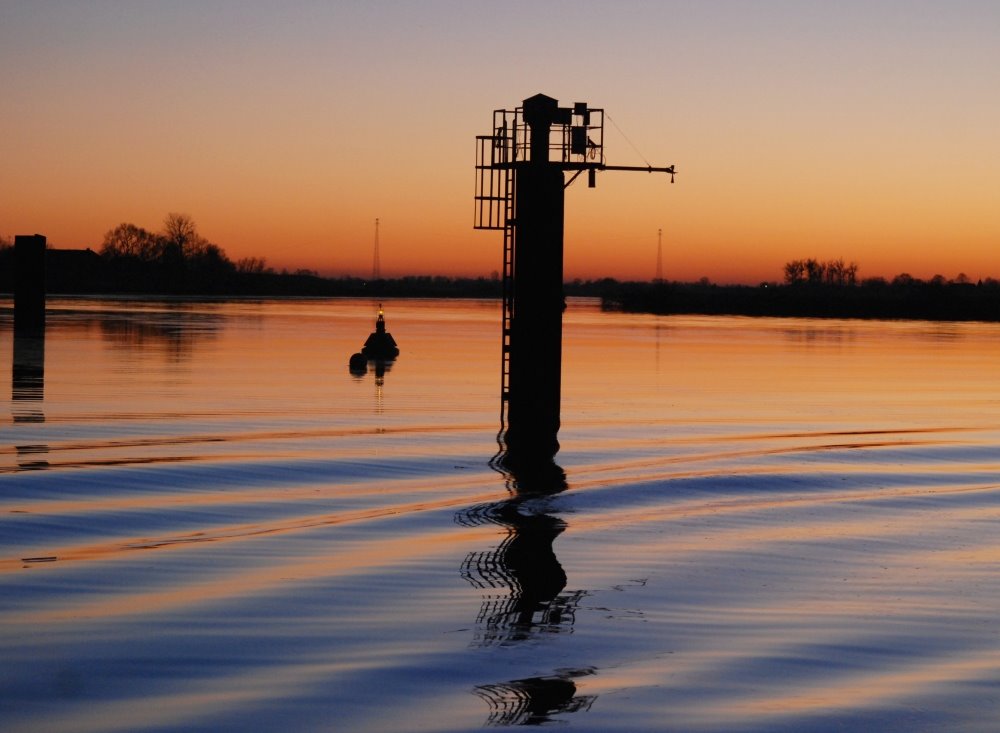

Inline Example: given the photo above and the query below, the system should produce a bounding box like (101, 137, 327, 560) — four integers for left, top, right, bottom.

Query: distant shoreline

(4, 281, 1000, 324)
(599, 280, 1000, 323)
(4, 248, 1000, 322)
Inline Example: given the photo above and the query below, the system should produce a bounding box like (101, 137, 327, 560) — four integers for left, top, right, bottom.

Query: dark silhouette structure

(476, 94, 674, 458)
(14, 234, 46, 335)
(360, 303, 399, 359)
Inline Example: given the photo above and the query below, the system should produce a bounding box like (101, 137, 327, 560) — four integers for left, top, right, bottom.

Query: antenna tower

(655, 228, 663, 283)
(372, 218, 381, 280)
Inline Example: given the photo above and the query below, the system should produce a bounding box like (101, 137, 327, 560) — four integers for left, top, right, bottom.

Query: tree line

(0, 217, 505, 297)
(97, 213, 293, 291)
(783, 258, 859, 286)
(0, 214, 323, 295)
(603, 259, 1000, 322)
(3, 231, 999, 317)
(781, 257, 982, 289)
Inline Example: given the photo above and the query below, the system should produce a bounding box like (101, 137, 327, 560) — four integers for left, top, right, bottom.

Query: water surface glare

(3, 297, 1000, 732)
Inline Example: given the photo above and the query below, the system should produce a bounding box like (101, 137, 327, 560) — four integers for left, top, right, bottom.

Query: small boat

(360, 304, 399, 360)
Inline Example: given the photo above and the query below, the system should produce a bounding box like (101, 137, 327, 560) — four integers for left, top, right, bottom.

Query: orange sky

(2, 2, 998, 284)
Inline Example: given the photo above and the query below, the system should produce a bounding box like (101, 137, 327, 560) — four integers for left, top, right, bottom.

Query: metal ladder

(474, 127, 517, 431)
(499, 167, 515, 427)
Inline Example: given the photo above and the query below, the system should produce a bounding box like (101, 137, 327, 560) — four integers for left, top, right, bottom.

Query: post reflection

(458, 455, 583, 643)
(11, 324, 49, 469)
(458, 448, 595, 724)
(474, 667, 596, 726)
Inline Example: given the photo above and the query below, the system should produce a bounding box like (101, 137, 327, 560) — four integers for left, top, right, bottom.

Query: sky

(1, 1, 998, 284)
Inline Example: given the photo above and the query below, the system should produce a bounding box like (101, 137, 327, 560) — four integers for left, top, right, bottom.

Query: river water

(3, 297, 1000, 732)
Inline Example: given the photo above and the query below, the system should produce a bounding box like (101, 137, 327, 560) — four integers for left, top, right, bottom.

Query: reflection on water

(351, 358, 394, 413)
(12, 327, 44, 417)
(7, 300, 1000, 731)
(459, 450, 595, 724)
(459, 455, 582, 645)
(475, 667, 597, 726)
(11, 326, 48, 469)
(98, 308, 221, 361)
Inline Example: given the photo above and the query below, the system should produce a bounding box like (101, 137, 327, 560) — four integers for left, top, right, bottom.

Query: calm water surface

(3, 297, 1000, 732)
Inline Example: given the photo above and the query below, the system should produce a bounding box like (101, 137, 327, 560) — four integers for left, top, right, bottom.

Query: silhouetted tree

(162, 213, 198, 256)
(824, 259, 841, 285)
(236, 257, 270, 275)
(101, 223, 162, 261)
(804, 258, 824, 284)
(784, 258, 858, 286)
(784, 259, 806, 284)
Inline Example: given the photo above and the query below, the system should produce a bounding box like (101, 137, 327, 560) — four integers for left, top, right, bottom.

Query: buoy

(349, 352, 367, 373)
(360, 303, 399, 359)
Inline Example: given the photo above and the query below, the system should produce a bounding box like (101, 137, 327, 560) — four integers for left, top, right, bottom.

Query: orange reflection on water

(2, 521, 488, 626)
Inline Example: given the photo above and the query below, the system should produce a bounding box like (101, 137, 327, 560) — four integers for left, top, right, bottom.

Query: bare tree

(804, 258, 824, 284)
(101, 223, 161, 260)
(785, 257, 859, 286)
(784, 259, 806, 284)
(162, 212, 198, 255)
(824, 258, 845, 285)
(236, 257, 269, 274)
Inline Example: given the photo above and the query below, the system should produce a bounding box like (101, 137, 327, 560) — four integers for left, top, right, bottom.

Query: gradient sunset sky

(2, 1, 998, 284)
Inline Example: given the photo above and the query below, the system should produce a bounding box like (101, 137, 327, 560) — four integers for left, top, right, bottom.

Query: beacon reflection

(458, 451, 595, 723)
(474, 667, 596, 726)
(458, 456, 584, 645)
(11, 325, 49, 469)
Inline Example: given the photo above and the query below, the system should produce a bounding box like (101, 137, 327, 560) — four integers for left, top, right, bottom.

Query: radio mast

(371, 218, 381, 281)
(655, 228, 663, 283)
